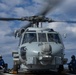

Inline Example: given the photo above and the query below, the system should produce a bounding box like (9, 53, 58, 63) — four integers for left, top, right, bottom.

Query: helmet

(71, 55, 75, 59)
(0, 55, 2, 58)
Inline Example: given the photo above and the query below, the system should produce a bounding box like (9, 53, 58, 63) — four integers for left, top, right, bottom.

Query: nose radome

(41, 43, 52, 55)
(38, 43, 52, 65)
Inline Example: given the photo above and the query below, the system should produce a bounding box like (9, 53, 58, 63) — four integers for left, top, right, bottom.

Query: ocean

(3, 54, 13, 69)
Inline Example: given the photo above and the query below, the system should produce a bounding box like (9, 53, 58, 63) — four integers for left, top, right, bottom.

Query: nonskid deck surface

(0, 70, 76, 75)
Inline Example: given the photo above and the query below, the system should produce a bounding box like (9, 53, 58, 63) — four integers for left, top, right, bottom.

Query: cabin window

(22, 33, 37, 43)
(48, 33, 61, 43)
(38, 33, 47, 42)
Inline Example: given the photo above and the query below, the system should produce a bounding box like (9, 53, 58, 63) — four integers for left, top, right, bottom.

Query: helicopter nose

(41, 43, 52, 55)
(38, 43, 52, 65)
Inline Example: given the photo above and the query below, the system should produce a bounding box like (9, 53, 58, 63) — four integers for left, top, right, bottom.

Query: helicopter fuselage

(16, 27, 66, 71)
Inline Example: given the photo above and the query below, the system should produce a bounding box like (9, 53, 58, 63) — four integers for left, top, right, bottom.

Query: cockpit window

(38, 33, 47, 42)
(48, 33, 61, 43)
(22, 33, 37, 43)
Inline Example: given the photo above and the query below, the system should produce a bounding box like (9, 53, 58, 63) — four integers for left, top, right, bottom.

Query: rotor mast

(22, 16, 54, 28)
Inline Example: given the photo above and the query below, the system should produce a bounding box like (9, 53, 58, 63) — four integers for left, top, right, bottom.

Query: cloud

(0, 0, 23, 7)
(0, 21, 18, 55)
(67, 25, 76, 34)
(0, 12, 9, 17)
(47, 22, 76, 49)
(13, 7, 32, 17)
(0, 0, 76, 56)
(45, 0, 76, 50)
(0, 3, 9, 11)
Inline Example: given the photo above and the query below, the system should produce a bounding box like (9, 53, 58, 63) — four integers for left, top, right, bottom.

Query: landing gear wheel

(13, 62, 19, 74)
(58, 65, 64, 73)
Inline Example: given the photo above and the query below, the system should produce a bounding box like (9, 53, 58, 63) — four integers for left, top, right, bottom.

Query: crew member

(0, 55, 5, 69)
(68, 55, 76, 72)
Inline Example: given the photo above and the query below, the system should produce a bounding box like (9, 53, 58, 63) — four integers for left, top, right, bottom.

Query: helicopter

(0, 0, 76, 73)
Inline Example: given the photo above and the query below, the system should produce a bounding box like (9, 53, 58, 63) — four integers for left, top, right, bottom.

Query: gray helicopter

(0, 0, 76, 73)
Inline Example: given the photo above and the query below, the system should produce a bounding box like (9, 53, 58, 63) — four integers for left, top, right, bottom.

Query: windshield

(48, 33, 61, 43)
(22, 33, 37, 44)
(38, 33, 47, 42)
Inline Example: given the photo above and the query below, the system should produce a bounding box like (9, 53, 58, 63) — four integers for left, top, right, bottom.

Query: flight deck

(0, 69, 76, 75)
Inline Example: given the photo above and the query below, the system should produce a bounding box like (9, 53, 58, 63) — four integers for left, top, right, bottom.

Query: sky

(0, 0, 76, 68)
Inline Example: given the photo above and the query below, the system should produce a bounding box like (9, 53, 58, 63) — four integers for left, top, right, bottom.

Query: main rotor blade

(0, 18, 22, 21)
(49, 20, 76, 23)
(61, 21, 76, 23)
(37, 0, 63, 16)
